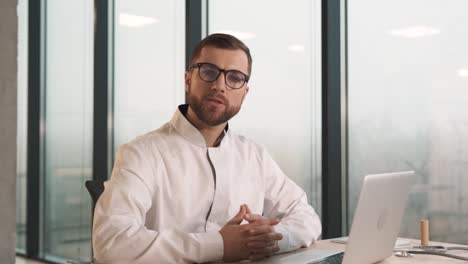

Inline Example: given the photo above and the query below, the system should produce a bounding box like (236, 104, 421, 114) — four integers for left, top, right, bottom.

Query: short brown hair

(190, 33, 252, 75)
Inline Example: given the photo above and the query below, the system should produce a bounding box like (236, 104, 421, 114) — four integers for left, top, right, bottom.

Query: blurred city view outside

(348, 0, 468, 244)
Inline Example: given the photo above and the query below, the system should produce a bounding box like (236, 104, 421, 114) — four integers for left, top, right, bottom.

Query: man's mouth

(205, 96, 225, 105)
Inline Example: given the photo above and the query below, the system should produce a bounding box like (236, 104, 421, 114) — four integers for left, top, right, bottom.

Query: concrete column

(0, 0, 18, 262)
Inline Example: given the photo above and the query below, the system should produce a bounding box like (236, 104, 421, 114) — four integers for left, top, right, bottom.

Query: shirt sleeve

(92, 143, 224, 264)
(260, 148, 322, 254)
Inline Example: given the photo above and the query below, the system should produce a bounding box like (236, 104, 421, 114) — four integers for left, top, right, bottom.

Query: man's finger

(243, 204, 252, 215)
(248, 244, 280, 261)
(246, 240, 275, 249)
(246, 224, 273, 236)
(249, 244, 280, 255)
(247, 232, 283, 242)
(244, 214, 279, 225)
(249, 253, 270, 261)
(226, 205, 246, 225)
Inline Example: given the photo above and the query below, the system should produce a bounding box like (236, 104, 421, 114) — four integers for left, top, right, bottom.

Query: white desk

(229, 238, 468, 263)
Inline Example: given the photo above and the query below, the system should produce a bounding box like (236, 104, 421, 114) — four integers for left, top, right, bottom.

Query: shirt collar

(170, 104, 230, 148)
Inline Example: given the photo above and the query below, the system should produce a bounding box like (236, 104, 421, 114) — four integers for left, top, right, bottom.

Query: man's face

(185, 46, 250, 126)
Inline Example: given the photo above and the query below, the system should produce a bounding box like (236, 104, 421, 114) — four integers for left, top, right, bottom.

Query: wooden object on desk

(420, 219, 430, 246)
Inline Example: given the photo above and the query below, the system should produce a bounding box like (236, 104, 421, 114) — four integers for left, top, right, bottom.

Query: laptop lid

(343, 171, 415, 264)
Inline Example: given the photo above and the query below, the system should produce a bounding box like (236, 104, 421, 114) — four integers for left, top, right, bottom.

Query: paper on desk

(254, 248, 342, 264)
(330, 237, 411, 247)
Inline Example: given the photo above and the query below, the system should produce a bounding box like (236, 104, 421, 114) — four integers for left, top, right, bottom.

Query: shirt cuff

(274, 223, 290, 254)
(192, 231, 224, 263)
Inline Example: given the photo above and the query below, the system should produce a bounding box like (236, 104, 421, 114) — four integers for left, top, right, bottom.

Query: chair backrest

(85, 180, 105, 208)
(85, 180, 105, 263)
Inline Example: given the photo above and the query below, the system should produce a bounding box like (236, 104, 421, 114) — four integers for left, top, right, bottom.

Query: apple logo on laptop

(377, 210, 388, 231)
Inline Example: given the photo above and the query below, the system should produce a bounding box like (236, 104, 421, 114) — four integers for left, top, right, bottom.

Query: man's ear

(245, 85, 249, 95)
(185, 71, 191, 92)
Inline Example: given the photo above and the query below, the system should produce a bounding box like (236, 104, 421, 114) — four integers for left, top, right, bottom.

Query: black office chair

(85, 180, 105, 209)
(84, 180, 105, 263)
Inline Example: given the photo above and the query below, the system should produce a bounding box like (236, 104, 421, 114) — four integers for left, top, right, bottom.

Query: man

(93, 33, 321, 263)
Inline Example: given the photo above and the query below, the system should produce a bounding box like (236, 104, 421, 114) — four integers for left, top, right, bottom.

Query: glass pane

(16, 0, 28, 252)
(113, 0, 185, 150)
(208, 0, 322, 215)
(348, 0, 468, 243)
(43, 0, 94, 261)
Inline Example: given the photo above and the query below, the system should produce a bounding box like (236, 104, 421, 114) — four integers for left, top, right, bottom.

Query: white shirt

(93, 105, 322, 263)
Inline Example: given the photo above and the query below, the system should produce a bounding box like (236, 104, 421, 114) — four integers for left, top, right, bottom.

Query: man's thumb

(227, 205, 246, 225)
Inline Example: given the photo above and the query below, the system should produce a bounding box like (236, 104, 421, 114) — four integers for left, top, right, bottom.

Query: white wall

(0, 0, 17, 262)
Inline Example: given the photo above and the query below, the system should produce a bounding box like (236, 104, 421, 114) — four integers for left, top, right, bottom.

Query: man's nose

(211, 72, 226, 92)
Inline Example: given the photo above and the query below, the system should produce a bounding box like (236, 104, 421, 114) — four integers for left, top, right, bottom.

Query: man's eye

(205, 69, 218, 77)
(201, 68, 219, 79)
(227, 72, 244, 83)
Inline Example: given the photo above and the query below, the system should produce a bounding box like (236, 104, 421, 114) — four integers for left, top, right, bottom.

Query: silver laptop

(339, 171, 415, 263)
(263, 171, 415, 264)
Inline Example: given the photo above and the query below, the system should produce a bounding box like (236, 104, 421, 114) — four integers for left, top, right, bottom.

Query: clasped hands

(219, 204, 282, 262)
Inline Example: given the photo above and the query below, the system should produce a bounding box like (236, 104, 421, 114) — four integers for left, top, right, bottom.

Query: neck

(186, 107, 226, 147)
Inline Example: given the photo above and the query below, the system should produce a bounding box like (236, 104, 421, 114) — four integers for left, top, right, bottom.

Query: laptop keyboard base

(309, 252, 344, 264)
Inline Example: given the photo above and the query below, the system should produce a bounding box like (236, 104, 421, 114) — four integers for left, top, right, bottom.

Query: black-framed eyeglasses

(189, 62, 250, 89)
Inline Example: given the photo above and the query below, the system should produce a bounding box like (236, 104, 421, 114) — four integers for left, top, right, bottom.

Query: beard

(187, 89, 243, 126)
